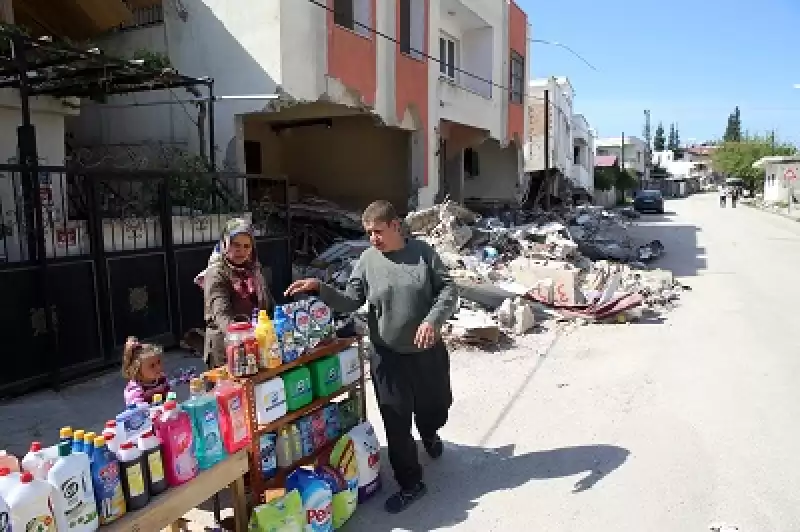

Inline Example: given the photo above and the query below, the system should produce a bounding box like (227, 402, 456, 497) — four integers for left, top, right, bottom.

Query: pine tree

(668, 123, 677, 151)
(674, 124, 680, 148)
(724, 106, 742, 142)
(654, 122, 666, 151)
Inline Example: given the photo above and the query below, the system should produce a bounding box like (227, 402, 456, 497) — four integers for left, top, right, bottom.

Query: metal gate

(0, 165, 290, 397)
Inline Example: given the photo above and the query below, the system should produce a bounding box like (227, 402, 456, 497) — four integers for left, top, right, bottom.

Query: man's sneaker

(422, 434, 444, 459)
(384, 482, 428, 514)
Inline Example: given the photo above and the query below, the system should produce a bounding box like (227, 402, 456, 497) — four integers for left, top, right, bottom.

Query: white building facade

(69, 0, 529, 210)
(595, 136, 648, 176)
(571, 113, 594, 193)
(754, 155, 800, 203)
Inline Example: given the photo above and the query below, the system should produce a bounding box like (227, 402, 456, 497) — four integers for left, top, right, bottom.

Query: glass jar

(225, 322, 259, 377)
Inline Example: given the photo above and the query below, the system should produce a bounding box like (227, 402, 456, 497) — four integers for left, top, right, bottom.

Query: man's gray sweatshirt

(318, 238, 459, 353)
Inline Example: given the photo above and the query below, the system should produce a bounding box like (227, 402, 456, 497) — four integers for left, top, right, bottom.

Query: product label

(24, 515, 55, 532)
(0, 511, 9, 532)
(96, 461, 125, 524)
(228, 396, 248, 443)
(59, 471, 97, 528)
(202, 409, 224, 454)
(326, 367, 339, 386)
(125, 463, 146, 497)
(147, 452, 165, 483)
(306, 502, 332, 530)
(294, 310, 311, 333)
(172, 433, 196, 478)
(309, 300, 332, 326)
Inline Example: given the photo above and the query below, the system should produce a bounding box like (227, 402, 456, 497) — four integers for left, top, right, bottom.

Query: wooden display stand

(103, 449, 249, 532)
(239, 336, 367, 502)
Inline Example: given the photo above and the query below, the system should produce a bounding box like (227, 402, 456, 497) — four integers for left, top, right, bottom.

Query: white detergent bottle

(0, 492, 10, 532)
(21, 443, 49, 480)
(47, 442, 98, 532)
(7, 472, 57, 532)
(0, 469, 20, 500)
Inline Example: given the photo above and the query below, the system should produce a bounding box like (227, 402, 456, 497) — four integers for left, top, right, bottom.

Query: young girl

(122, 336, 170, 406)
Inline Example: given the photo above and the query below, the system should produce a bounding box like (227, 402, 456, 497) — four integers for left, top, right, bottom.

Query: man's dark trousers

(370, 341, 453, 490)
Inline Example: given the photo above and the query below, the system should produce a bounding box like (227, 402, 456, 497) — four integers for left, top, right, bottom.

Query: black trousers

(370, 342, 453, 490)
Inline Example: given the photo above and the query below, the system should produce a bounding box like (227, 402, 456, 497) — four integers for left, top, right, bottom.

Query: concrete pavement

(347, 193, 800, 531)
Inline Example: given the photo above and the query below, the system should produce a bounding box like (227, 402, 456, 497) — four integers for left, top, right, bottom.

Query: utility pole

(643, 110, 652, 178)
(543, 88, 551, 209)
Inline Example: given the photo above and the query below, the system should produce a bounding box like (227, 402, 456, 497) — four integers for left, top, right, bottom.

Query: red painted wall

(507, 1, 527, 144)
(395, 0, 429, 185)
(326, 0, 377, 106)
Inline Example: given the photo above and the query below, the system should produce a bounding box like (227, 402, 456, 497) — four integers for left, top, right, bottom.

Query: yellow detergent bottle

(255, 310, 282, 369)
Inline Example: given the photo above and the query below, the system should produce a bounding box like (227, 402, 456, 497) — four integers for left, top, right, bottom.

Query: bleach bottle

(183, 378, 227, 470)
(90, 436, 126, 524)
(285, 468, 333, 532)
(47, 442, 98, 532)
(157, 401, 198, 486)
(7, 472, 56, 532)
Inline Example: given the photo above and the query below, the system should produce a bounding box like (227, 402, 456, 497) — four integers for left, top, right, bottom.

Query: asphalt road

(346, 194, 800, 531)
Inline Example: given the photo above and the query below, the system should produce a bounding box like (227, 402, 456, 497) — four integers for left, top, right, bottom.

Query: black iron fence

(0, 165, 291, 397)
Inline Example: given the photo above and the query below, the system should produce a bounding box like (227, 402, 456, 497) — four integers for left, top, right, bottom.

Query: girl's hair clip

(137, 344, 164, 359)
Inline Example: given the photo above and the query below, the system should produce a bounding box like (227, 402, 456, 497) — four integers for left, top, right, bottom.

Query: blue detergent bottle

(90, 436, 126, 525)
(183, 378, 227, 470)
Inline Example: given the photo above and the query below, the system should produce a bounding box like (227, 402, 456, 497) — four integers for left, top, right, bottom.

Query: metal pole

(13, 33, 59, 389)
(208, 79, 216, 170)
(543, 88, 550, 209)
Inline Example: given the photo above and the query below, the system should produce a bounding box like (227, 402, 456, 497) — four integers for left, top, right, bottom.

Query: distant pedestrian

(719, 186, 727, 207)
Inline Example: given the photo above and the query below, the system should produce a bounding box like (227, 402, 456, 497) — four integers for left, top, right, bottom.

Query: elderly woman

(203, 218, 274, 368)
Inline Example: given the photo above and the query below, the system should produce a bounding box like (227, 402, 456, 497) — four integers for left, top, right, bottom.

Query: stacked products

(0, 370, 251, 530)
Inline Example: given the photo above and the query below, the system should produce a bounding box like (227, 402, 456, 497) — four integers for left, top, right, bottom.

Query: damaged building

(69, 0, 529, 222)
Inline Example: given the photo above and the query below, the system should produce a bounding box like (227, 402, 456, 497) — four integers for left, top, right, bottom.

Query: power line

(529, 39, 597, 71)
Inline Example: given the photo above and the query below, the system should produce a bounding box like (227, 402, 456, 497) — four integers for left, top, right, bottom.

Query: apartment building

(525, 76, 595, 195)
(69, 0, 528, 210)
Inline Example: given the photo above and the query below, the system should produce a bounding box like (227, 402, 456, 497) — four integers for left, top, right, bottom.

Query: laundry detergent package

(336, 398, 360, 434)
(306, 297, 334, 348)
(347, 422, 381, 502)
(322, 404, 340, 442)
(317, 434, 359, 529)
(259, 433, 278, 481)
(284, 302, 311, 356)
(285, 468, 333, 532)
(308, 410, 327, 451)
(295, 417, 315, 458)
(249, 488, 303, 532)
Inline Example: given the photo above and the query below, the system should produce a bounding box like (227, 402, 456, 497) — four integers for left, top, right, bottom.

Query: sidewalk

(742, 198, 800, 222)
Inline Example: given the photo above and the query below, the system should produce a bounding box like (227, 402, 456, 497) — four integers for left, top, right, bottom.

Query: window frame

(333, 0, 355, 31)
(510, 51, 525, 104)
(439, 33, 458, 82)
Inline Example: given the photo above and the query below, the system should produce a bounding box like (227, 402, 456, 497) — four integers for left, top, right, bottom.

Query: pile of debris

(292, 199, 687, 349)
(404, 201, 686, 346)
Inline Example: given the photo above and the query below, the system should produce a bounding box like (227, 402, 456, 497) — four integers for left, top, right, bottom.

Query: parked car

(633, 189, 665, 213)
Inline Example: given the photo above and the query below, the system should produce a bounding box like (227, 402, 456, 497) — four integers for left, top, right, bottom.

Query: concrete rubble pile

(403, 201, 686, 346)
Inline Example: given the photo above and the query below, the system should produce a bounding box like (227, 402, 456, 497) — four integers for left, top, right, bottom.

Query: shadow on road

(627, 204, 707, 277)
(346, 442, 630, 531)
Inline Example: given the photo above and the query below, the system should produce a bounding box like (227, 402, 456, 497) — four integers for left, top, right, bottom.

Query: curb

(742, 202, 800, 223)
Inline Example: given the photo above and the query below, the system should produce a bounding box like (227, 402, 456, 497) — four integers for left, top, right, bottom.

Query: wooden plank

(104, 449, 249, 532)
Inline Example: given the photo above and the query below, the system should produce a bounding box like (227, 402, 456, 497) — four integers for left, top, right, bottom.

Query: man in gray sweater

(285, 200, 459, 513)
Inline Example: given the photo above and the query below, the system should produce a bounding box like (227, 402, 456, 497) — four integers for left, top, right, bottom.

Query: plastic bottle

(59, 427, 73, 446)
(7, 472, 56, 532)
(166, 392, 177, 403)
(255, 310, 282, 369)
(136, 431, 167, 496)
(214, 372, 251, 454)
(90, 436, 126, 524)
(156, 401, 198, 486)
(117, 442, 149, 511)
(272, 306, 293, 363)
(289, 424, 303, 462)
(83, 433, 96, 460)
(72, 430, 85, 454)
(0, 452, 19, 473)
(275, 428, 293, 469)
(183, 378, 227, 470)
(21, 443, 48, 480)
(0, 469, 20, 499)
(102, 421, 120, 455)
(0, 491, 10, 532)
(150, 393, 164, 421)
(47, 441, 98, 532)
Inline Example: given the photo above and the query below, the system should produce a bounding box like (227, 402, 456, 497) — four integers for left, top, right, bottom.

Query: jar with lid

(225, 322, 259, 377)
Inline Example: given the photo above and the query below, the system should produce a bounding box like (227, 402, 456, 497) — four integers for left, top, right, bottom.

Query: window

(574, 145, 581, 165)
(464, 148, 480, 177)
(439, 34, 457, 81)
(333, 0, 355, 31)
(510, 51, 524, 104)
(637, 151, 642, 163)
(399, 0, 411, 54)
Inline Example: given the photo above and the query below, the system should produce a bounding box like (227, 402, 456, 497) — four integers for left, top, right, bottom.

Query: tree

(723, 106, 742, 142)
(667, 123, 678, 151)
(712, 134, 796, 191)
(654, 122, 666, 151)
(673, 124, 680, 148)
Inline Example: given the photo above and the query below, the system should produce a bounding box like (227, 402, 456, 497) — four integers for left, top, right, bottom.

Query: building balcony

(570, 164, 593, 192)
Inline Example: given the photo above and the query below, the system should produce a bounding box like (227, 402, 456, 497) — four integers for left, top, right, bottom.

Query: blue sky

(517, 0, 800, 145)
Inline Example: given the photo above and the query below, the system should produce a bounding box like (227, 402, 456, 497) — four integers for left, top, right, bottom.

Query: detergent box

(306, 297, 334, 348)
(284, 301, 311, 355)
(336, 398, 360, 433)
(281, 367, 312, 412)
(285, 468, 334, 532)
(308, 356, 341, 399)
(347, 422, 382, 502)
(322, 404, 340, 442)
(259, 433, 277, 481)
(317, 434, 359, 529)
(308, 409, 327, 451)
(249, 488, 304, 532)
(254, 377, 287, 425)
(295, 417, 315, 457)
(337, 347, 361, 386)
